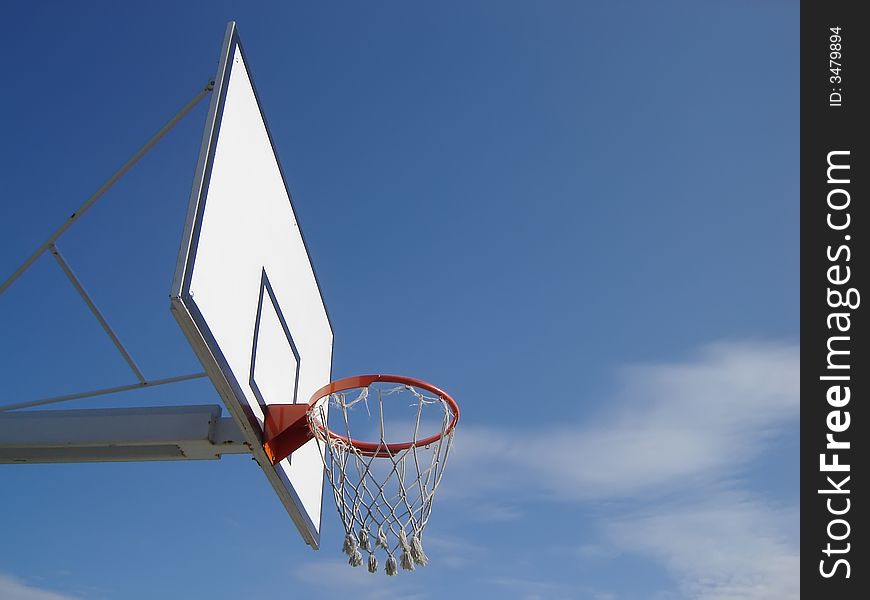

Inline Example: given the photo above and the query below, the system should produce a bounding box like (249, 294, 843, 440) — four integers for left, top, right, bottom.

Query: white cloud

(605, 496, 799, 600)
(442, 340, 798, 502)
(573, 544, 620, 561)
(292, 560, 426, 600)
(434, 340, 799, 600)
(421, 533, 486, 568)
(0, 574, 80, 600)
(478, 576, 579, 600)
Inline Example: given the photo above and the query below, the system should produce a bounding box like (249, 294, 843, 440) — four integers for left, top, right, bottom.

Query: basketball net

(308, 381, 456, 575)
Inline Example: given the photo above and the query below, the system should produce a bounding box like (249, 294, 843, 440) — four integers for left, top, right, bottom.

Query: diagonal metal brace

(0, 80, 214, 296)
(49, 244, 146, 382)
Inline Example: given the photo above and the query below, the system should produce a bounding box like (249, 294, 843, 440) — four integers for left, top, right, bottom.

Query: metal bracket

(262, 404, 312, 465)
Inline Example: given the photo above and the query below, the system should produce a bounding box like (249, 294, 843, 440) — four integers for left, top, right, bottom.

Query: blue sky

(1, 2, 798, 599)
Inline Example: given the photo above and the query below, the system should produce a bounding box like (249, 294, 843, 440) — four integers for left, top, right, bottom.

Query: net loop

(359, 527, 371, 552)
(385, 553, 398, 576)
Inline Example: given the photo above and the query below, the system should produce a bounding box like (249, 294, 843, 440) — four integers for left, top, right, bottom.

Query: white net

(308, 382, 456, 575)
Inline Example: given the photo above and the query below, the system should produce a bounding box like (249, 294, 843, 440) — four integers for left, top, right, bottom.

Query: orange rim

(308, 374, 460, 457)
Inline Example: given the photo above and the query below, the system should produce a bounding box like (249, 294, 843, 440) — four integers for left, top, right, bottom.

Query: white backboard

(171, 22, 332, 548)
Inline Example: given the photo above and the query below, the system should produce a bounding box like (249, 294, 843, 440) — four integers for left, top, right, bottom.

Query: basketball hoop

(309, 375, 459, 574)
(262, 374, 458, 574)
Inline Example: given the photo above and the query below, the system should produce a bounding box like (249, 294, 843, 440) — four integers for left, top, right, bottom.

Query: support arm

(0, 404, 250, 463)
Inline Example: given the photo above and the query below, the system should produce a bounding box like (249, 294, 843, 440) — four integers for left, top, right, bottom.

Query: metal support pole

(0, 80, 214, 296)
(0, 372, 208, 413)
(49, 244, 146, 383)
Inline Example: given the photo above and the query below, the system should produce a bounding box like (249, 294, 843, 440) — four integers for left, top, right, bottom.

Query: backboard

(171, 22, 332, 548)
